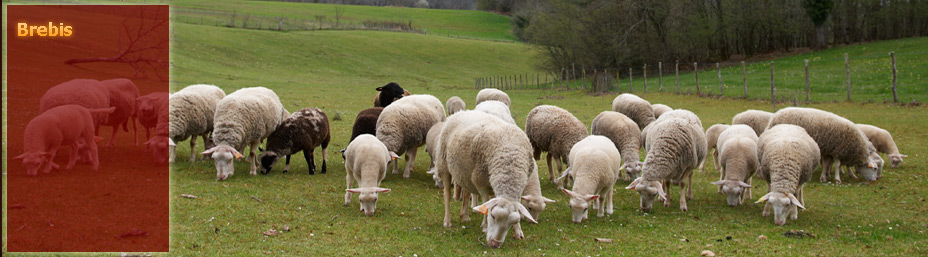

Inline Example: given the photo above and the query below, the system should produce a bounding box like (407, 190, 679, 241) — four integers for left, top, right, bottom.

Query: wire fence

(475, 51, 928, 105)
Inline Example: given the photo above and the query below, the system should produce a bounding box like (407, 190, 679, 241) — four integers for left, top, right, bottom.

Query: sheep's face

(858, 153, 884, 181)
(757, 192, 803, 226)
(426, 168, 443, 188)
(258, 152, 280, 174)
(712, 180, 752, 206)
(624, 161, 644, 179)
(347, 187, 391, 216)
(474, 198, 536, 248)
(561, 189, 597, 223)
(145, 135, 171, 165)
(137, 98, 155, 114)
(14, 152, 49, 176)
(520, 195, 555, 221)
(626, 178, 666, 212)
(202, 145, 241, 181)
(889, 154, 907, 169)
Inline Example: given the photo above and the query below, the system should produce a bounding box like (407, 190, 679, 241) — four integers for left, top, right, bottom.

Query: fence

(474, 51, 928, 104)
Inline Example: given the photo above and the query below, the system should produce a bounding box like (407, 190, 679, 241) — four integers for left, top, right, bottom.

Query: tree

(802, 0, 834, 49)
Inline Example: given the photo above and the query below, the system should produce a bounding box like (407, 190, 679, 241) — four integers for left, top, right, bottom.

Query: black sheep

(259, 108, 331, 175)
(373, 82, 408, 107)
(341, 107, 384, 159)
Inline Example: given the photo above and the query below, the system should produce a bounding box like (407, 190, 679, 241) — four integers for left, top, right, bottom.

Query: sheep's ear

(169, 138, 176, 147)
(389, 152, 400, 160)
(473, 198, 499, 215)
(891, 153, 908, 158)
(517, 204, 538, 224)
(755, 192, 773, 204)
(710, 180, 726, 186)
(655, 182, 668, 201)
(561, 188, 575, 197)
(93, 136, 104, 143)
(618, 163, 628, 171)
(374, 187, 391, 193)
(13, 153, 26, 160)
(625, 177, 641, 190)
(788, 193, 805, 209)
(346, 188, 362, 193)
(542, 196, 556, 203)
(232, 148, 244, 160)
(201, 147, 217, 156)
(586, 195, 600, 201)
(737, 181, 753, 188)
(376, 87, 384, 91)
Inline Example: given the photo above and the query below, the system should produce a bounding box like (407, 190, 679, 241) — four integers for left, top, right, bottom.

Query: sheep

(626, 115, 707, 212)
(99, 78, 140, 147)
(435, 111, 537, 248)
(446, 96, 466, 115)
(458, 162, 555, 239)
(259, 107, 331, 175)
(343, 134, 399, 216)
(137, 92, 170, 141)
(475, 88, 511, 107)
(558, 135, 621, 223)
(201, 87, 287, 180)
(703, 124, 731, 172)
(372, 82, 409, 107)
(376, 94, 446, 178)
(651, 104, 672, 118)
(856, 124, 907, 169)
(475, 100, 516, 125)
(766, 107, 883, 182)
(349, 107, 384, 143)
(168, 84, 226, 163)
(711, 124, 759, 206)
(732, 109, 774, 136)
(15, 105, 114, 176)
(144, 106, 171, 165)
(39, 79, 111, 134)
(611, 93, 655, 130)
(525, 105, 588, 187)
(755, 124, 820, 226)
(425, 121, 445, 188)
(590, 111, 643, 180)
(641, 109, 704, 150)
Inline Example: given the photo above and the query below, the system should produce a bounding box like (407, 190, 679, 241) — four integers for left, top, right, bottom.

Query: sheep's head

(136, 97, 156, 115)
(376, 82, 406, 107)
(561, 189, 597, 223)
(520, 195, 555, 221)
(202, 145, 242, 181)
(889, 153, 907, 169)
(626, 177, 666, 212)
(474, 197, 536, 248)
(622, 161, 644, 179)
(144, 135, 172, 165)
(258, 151, 280, 174)
(426, 168, 443, 188)
(857, 152, 884, 181)
(14, 152, 49, 176)
(756, 192, 804, 226)
(711, 180, 752, 206)
(346, 187, 391, 216)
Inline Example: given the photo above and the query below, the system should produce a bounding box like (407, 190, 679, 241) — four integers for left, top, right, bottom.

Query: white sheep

(39, 79, 111, 134)
(767, 107, 883, 182)
(642, 109, 704, 151)
(627, 114, 706, 212)
(732, 109, 773, 136)
(703, 124, 731, 172)
(856, 124, 907, 169)
(99, 78, 140, 147)
(375, 94, 446, 178)
(611, 93, 655, 130)
(651, 104, 672, 119)
(458, 161, 554, 240)
(475, 100, 516, 125)
(475, 88, 511, 107)
(137, 92, 170, 141)
(446, 96, 466, 115)
(755, 124, 820, 226)
(145, 103, 171, 164)
(525, 105, 588, 187)
(15, 105, 114, 176)
(558, 135, 621, 223)
(435, 111, 537, 248)
(168, 84, 226, 163)
(201, 87, 288, 180)
(712, 125, 759, 206)
(344, 134, 399, 216)
(590, 111, 643, 180)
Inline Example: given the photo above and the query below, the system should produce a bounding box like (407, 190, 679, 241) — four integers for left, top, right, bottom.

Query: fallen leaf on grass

(180, 194, 197, 199)
(251, 196, 263, 202)
(594, 238, 613, 243)
(263, 229, 279, 237)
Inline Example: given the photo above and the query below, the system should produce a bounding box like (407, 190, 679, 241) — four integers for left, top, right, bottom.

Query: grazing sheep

(558, 135, 621, 223)
(202, 87, 287, 180)
(435, 111, 537, 248)
(703, 124, 731, 172)
(168, 84, 226, 163)
(15, 105, 114, 176)
(590, 111, 643, 180)
(425, 121, 445, 187)
(856, 124, 907, 169)
(99, 78, 140, 147)
(144, 107, 171, 165)
(525, 105, 588, 187)
(756, 124, 820, 226)
(475, 88, 511, 107)
(137, 92, 170, 141)
(259, 108, 331, 175)
(626, 116, 707, 212)
(475, 100, 516, 125)
(611, 93, 655, 130)
(446, 96, 466, 115)
(376, 94, 446, 178)
(712, 125, 759, 206)
(732, 109, 774, 136)
(39, 79, 111, 135)
(343, 134, 399, 216)
(459, 162, 554, 239)
(373, 82, 409, 107)
(767, 107, 883, 182)
(651, 104, 672, 118)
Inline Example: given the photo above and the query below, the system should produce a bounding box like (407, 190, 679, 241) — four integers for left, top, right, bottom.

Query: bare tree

(65, 6, 168, 81)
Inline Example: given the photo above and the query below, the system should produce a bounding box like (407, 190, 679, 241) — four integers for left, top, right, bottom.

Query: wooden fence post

(616, 69, 621, 92)
(658, 62, 663, 92)
(628, 68, 633, 92)
(717, 62, 723, 95)
(582, 67, 586, 90)
(742, 61, 747, 98)
(643, 64, 648, 93)
(572, 63, 576, 89)
(845, 53, 851, 101)
(771, 61, 776, 108)
(675, 61, 680, 94)
(804, 60, 810, 103)
(694, 62, 700, 95)
(891, 52, 898, 103)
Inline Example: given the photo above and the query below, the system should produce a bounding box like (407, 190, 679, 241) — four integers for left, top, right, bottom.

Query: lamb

(766, 107, 883, 182)
(732, 109, 774, 136)
(343, 134, 399, 216)
(524, 105, 588, 187)
(611, 93, 655, 130)
(590, 111, 643, 180)
(703, 124, 731, 172)
(39, 79, 111, 134)
(558, 135, 621, 223)
(457, 161, 554, 239)
(259, 107, 331, 175)
(651, 104, 672, 118)
(626, 115, 707, 212)
(137, 92, 170, 141)
(446, 96, 466, 115)
(475, 100, 516, 125)
(168, 84, 226, 163)
(435, 110, 537, 248)
(856, 124, 907, 169)
(99, 78, 140, 147)
(15, 105, 114, 176)
(425, 121, 445, 187)
(711, 125, 759, 206)
(475, 88, 511, 107)
(755, 124, 820, 226)
(373, 82, 409, 107)
(201, 87, 288, 180)
(376, 94, 446, 178)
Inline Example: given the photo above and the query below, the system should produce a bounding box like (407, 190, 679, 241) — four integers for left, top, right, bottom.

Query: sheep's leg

(833, 161, 842, 184)
(344, 170, 353, 205)
(820, 158, 832, 182)
(663, 182, 672, 207)
(88, 138, 100, 171)
(480, 194, 490, 231)
(320, 147, 328, 174)
(718, 162, 726, 193)
(743, 177, 753, 202)
(697, 158, 705, 173)
(679, 182, 688, 212)
(403, 146, 418, 178)
(460, 189, 471, 222)
(305, 150, 314, 175)
(546, 152, 556, 184)
(144, 127, 151, 141)
(712, 149, 720, 173)
(847, 166, 858, 179)
(762, 202, 771, 217)
(471, 193, 479, 208)
(43, 151, 60, 174)
(605, 188, 614, 215)
(391, 159, 399, 175)
(66, 143, 79, 170)
(441, 172, 453, 228)
(453, 184, 462, 201)
(686, 171, 694, 200)
(106, 125, 118, 148)
(249, 142, 259, 175)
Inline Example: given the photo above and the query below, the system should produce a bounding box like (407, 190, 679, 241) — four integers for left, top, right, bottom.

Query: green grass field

(4, 1, 928, 256)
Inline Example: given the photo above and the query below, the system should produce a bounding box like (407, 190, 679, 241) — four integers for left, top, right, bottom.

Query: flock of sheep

(15, 79, 909, 249)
